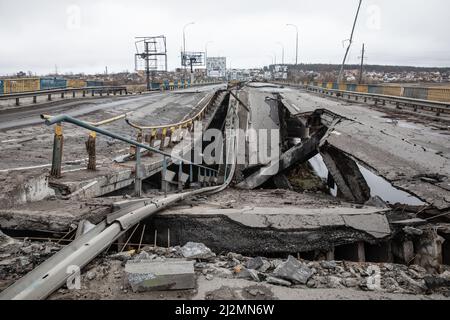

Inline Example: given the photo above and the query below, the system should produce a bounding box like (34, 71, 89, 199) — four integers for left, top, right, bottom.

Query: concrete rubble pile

(0, 229, 62, 291)
(37, 242, 450, 299)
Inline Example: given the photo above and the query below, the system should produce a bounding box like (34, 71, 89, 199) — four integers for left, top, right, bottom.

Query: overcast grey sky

(0, 0, 449, 75)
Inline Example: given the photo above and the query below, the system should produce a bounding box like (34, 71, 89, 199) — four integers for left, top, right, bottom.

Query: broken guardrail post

(160, 128, 167, 151)
(86, 131, 97, 171)
(198, 167, 203, 186)
(50, 123, 64, 178)
(162, 156, 168, 198)
(134, 146, 142, 197)
(178, 161, 183, 192)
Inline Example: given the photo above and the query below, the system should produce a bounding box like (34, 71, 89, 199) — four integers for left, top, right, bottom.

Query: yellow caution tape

(55, 124, 63, 136)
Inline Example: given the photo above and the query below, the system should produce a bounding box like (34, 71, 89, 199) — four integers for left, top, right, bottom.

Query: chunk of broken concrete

(236, 268, 260, 282)
(320, 261, 337, 270)
(365, 196, 389, 209)
(266, 276, 292, 287)
(181, 242, 215, 260)
(109, 250, 135, 262)
(125, 259, 195, 292)
(273, 255, 313, 285)
(246, 257, 264, 270)
(0, 230, 18, 247)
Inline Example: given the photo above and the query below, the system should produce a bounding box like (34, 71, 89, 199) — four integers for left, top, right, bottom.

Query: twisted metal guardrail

(277, 82, 450, 117)
(0, 86, 128, 106)
(125, 90, 224, 153)
(0, 96, 239, 300)
(41, 113, 220, 197)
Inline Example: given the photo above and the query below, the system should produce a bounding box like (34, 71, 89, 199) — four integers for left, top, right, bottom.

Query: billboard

(206, 57, 227, 78)
(182, 52, 205, 67)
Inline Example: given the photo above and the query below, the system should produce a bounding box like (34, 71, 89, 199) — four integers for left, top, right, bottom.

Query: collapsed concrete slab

(145, 190, 392, 255)
(0, 198, 114, 232)
(236, 126, 328, 190)
(320, 143, 371, 204)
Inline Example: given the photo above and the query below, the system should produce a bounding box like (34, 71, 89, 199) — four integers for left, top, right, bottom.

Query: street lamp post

(182, 22, 195, 81)
(276, 42, 285, 65)
(286, 23, 299, 65)
(272, 52, 277, 65)
(205, 41, 213, 60)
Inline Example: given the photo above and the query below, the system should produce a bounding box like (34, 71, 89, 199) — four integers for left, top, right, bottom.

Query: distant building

(206, 57, 227, 78)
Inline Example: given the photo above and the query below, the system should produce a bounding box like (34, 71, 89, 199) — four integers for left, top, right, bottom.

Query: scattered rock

(403, 226, 424, 236)
(342, 278, 360, 288)
(86, 271, 97, 281)
(320, 261, 337, 270)
(206, 274, 214, 281)
(109, 250, 135, 262)
(266, 276, 292, 287)
(324, 276, 343, 289)
(306, 279, 317, 288)
(365, 196, 389, 209)
(246, 257, 264, 270)
(259, 260, 272, 273)
(194, 262, 208, 270)
(20, 246, 33, 255)
(18, 256, 31, 267)
(248, 289, 259, 297)
(399, 271, 427, 293)
(424, 276, 450, 291)
(0, 230, 17, 247)
(210, 266, 234, 279)
(273, 256, 313, 285)
(133, 251, 152, 261)
(236, 268, 260, 282)
(181, 242, 215, 260)
(227, 252, 244, 261)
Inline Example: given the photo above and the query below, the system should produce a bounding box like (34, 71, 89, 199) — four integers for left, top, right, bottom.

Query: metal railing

(124, 89, 225, 161)
(278, 82, 450, 117)
(0, 86, 128, 106)
(41, 114, 219, 197)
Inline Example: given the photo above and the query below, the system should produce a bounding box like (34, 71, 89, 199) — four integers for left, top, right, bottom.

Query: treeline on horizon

(285, 64, 450, 73)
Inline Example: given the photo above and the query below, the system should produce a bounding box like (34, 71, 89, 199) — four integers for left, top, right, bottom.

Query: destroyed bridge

(0, 80, 449, 299)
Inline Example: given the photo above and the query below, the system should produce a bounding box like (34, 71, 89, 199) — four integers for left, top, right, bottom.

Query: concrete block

(125, 259, 195, 292)
(273, 255, 313, 284)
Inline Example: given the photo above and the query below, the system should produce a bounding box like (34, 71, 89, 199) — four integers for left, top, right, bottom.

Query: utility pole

(145, 41, 150, 90)
(134, 36, 167, 91)
(205, 41, 213, 61)
(183, 22, 195, 82)
(359, 43, 365, 84)
(338, 0, 363, 83)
